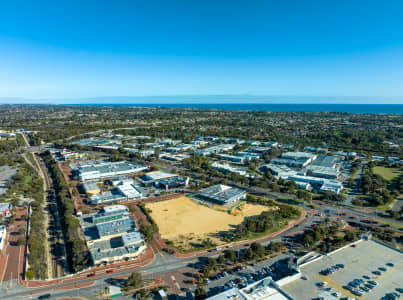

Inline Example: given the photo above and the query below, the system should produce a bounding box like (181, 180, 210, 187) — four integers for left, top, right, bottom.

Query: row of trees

(231, 204, 300, 241)
(361, 164, 387, 195)
(301, 223, 356, 253)
(42, 152, 89, 272)
(3, 158, 47, 279)
(137, 203, 159, 242)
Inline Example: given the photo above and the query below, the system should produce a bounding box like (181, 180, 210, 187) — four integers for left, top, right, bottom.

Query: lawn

(372, 166, 401, 181)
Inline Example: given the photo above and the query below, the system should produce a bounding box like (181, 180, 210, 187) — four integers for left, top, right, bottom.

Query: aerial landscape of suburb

(0, 1, 402, 300)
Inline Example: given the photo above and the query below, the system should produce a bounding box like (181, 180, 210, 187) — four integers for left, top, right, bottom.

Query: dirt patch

(146, 196, 274, 250)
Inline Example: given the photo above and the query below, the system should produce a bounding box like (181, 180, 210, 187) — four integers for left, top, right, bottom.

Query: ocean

(78, 103, 403, 114)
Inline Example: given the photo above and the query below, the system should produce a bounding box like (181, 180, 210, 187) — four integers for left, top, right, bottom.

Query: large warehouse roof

(199, 184, 246, 205)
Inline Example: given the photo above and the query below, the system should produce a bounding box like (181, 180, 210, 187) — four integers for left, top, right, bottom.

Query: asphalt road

(6, 146, 398, 299)
(0, 208, 314, 299)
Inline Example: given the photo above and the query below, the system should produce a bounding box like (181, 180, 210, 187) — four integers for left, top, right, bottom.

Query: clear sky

(0, 0, 403, 102)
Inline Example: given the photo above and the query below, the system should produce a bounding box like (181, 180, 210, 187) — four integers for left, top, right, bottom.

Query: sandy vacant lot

(146, 196, 273, 249)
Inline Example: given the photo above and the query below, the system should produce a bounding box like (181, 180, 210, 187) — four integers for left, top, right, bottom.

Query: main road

(0, 206, 314, 299)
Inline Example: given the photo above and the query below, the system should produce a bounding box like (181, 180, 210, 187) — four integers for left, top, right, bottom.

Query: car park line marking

(315, 274, 363, 300)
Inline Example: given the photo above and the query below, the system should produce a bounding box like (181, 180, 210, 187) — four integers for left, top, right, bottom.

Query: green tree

(127, 272, 143, 289)
(224, 249, 236, 262)
(195, 286, 207, 300)
(25, 270, 34, 280)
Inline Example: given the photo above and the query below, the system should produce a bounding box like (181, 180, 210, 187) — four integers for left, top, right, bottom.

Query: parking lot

(206, 253, 291, 296)
(282, 240, 402, 300)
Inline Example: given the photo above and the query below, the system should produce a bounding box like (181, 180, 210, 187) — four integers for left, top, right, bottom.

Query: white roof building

(207, 278, 289, 300)
(77, 161, 148, 181)
(117, 183, 142, 200)
(212, 162, 247, 176)
(142, 171, 177, 182)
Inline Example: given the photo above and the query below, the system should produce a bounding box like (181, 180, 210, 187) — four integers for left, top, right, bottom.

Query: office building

(271, 152, 317, 169)
(198, 184, 246, 206)
(75, 160, 148, 181)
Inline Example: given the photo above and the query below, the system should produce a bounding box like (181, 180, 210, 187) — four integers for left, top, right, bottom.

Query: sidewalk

(20, 245, 154, 289)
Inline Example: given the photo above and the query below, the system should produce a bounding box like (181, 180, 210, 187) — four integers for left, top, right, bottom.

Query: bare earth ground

(146, 196, 275, 249)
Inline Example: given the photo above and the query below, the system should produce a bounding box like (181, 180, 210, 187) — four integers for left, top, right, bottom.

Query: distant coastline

(71, 103, 403, 114)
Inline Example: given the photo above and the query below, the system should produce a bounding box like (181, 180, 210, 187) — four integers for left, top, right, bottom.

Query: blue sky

(0, 0, 403, 102)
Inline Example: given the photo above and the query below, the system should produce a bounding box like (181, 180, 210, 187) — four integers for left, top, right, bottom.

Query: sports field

(372, 166, 401, 181)
(146, 196, 273, 250)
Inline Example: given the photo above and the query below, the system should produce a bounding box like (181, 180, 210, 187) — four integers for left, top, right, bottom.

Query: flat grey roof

(310, 155, 338, 168)
(282, 239, 403, 300)
(96, 216, 135, 238)
(199, 184, 246, 205)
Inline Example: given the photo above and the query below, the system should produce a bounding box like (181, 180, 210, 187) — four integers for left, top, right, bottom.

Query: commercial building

(264, 164, 297, 179)
(303, 165, 339, 179)
(212, 162, 247, 176)
(304, 146, 328, 154)
(282, 239, 403, 300)
(116, 183, 142, 200)
(108, 176, 133, 187)
(91, 205, 129, 224)
(265, 164, 343, 194)
(271, 152, 317, 169)
(89, 189, 126, 205)
(0, 203, 12, 217)
(124, 148, 155, 157)
(88, 183, 142, 204)
(60, 150, 85, 160)
(159, 153, 190, 162)
(287, 175, 343, 194)
(295, 182, 312, 191)
(309, 155, 338, 168)
(166, 144, 195, 152)
(247, 147, 271, 153)
(81, 205, 146, 265)
(371, 155, 385, 162)
(89, 231, 147, 265)
(388, 156, 401, 164)
(141, 171, 176, 183)
(140, 171, 189, 189)
(82, 181, 101, 195)
(0, 225, 7, 251)
(237, 152, 262, 160)
(95, 216, 135, 240)
(196, 144, 235, 156)
(71, 138, 112, 147)
(262, 141, 279, 147)
(198, 184, 246, 206)
(75, 161, 148, 181)
(218, 154, 246, 163)
(157, 176, 189, 190)
(207, 280, 289, 300)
